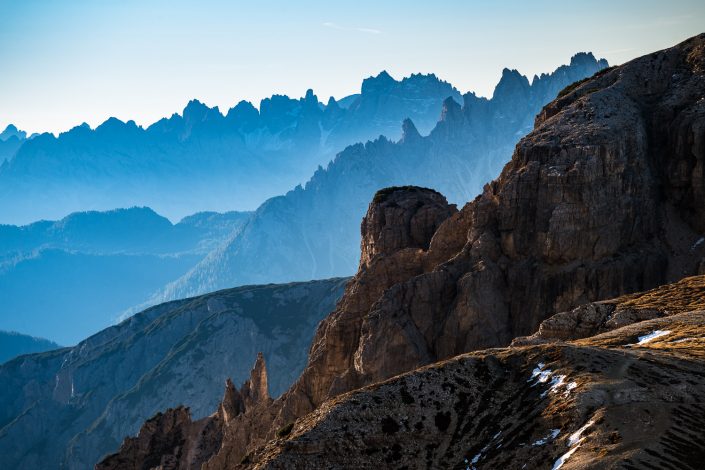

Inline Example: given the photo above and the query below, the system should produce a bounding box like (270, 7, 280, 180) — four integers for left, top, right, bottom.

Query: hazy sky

(2, 0, 704, 134)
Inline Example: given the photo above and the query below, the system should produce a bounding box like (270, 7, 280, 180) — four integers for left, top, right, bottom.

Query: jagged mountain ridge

(0, 277, 347, 470)
(99, 33, 705, 469)
(0, 71, 463, 225)
(154, 53, 608, 302)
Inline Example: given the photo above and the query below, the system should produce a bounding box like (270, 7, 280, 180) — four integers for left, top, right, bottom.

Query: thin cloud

(322, 22, 381, 35)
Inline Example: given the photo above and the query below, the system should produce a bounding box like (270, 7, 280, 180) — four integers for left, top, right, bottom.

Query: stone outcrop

(253, 296, 705, 469)
(513, 274, 705, 345)
(99, 34, 705, 469)
(155, 54, 608, 302)
(98, 354, 271, 470)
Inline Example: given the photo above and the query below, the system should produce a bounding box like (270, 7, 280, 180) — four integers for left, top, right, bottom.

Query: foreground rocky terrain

(0, 278, 347, 469)
(254, 277, 705, 468)
(100, 33, 705, 468)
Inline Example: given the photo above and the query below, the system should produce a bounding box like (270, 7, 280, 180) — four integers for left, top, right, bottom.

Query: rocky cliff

(253, 277, 705, 468)
(100, 33, 705, 469)
(0, 278, 347, 470)
(156, 53, 608, 301)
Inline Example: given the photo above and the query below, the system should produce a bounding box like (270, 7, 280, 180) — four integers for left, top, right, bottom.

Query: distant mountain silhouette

(0, 124, 27, 164)
(0, 207, 251, 344)
(0, 73, 461, 225)
(0, 330, 61, 364)
(154, 53, 608, 301)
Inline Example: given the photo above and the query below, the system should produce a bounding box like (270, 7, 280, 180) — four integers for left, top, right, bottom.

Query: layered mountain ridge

(99, 33, 705, 469)
(152, 53, 608, 302)
(0, 71, 463, 225)
(0, 207, 251, 344)
(0, 278, 347, 469)
(0, 331, 60, 365)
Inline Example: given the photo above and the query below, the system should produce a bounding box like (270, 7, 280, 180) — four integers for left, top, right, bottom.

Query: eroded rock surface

(99, 34, 705, 469)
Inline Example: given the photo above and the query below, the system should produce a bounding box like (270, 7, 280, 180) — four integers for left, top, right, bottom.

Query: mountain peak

(183, 99, 217, 121)
(400, 118, 421, 143)
(492, 68, 531, 100)
(440, 96, 462, 122)
(361, 70, 396, 94)
(0, 124, 27, 141)
(569, 51, 598, 67)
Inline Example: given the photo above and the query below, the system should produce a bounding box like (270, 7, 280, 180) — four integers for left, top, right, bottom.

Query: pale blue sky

(1, 0, 704, 134)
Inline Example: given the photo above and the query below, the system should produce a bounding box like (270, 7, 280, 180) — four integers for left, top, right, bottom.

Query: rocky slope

(0, 207, 251, 344)
(253, 285, 705, 468)
(0, 278, 347, 470)
(0, 331, 61, 364)
(156, 53, 607, 301)
(100, 34, 705, 469)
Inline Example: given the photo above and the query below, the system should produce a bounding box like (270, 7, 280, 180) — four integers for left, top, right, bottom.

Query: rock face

(99, 34, 704, 469)
(98, 355, 272, 470)
(513, 275, 705, 345)
(156, 54, 608, 301)
(0, 278, 347, 470)
(254, 299, 705, 469)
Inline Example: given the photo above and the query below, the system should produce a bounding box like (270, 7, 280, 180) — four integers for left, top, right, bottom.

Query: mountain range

(0, 207, 250, 344)
(0, 72, 462, 225)
(153, 52, 608, 302)
(94, 33, 705, 469)
(0, 277, 347, 469)
(0, 54, 607, 345)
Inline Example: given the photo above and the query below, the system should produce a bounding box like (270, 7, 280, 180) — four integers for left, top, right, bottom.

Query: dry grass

(610, 275, 705, 314)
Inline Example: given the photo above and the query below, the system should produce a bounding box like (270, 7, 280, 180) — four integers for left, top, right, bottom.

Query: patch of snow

(467, 431, 502, 469)
(549, 375, 566, 393)
(529, 363, 553, 385)
(551, 419, 595, 470)
(532, 429, 561, 446)
(672, 337, 696, 344)
(636, 330, 671, 345)
(551, 444, 581, 470)
(568, 419, 595, 446)
(531, 363, 577, 397)
(691, 237, 704, 251)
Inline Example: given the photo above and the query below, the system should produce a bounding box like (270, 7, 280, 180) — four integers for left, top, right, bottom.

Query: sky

(1, 0, 704, 135)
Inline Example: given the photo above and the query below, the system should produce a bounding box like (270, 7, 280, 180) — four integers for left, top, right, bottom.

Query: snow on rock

(530, 363, 577, 397)
(551, 419, 595, 470)
(532, 429, 561, 446)
(636, 330, 671, 345)
(551, 445, 581, 470)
